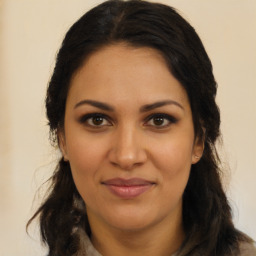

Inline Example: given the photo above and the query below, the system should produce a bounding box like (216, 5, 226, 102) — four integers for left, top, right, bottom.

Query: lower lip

(104, 184, 153, 199)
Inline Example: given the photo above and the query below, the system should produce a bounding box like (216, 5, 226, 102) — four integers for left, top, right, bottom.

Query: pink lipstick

(102, 178, 154, 199)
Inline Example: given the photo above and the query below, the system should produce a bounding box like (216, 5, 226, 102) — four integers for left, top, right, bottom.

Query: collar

(73, 227, 178, 256)
(73, 228, 102, 256)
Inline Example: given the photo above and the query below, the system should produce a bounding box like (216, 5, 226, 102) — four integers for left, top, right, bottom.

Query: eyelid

(144, 113, 178, 127)
(79, 113, 112, 127)
(78, 112, 178, 129)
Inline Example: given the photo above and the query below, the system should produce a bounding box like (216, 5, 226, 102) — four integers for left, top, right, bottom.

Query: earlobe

(192, 136, 205, 164)
(58, 130, 69, 161)
(192, 154, 202, 164)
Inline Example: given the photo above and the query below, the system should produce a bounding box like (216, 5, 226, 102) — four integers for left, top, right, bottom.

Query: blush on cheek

(67, 141, 101, 170)
(157, 146, 192, 175)
(162, 166, 191, 206)
(71, 167, 94, 201)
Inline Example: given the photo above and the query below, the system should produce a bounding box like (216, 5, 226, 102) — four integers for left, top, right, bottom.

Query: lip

(102, 178, 155, 199)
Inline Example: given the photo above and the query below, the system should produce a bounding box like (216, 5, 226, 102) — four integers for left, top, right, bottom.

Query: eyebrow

(74, 99, 184, 112)
(74, 100, 114, 111)
(140, 100, 184, 112)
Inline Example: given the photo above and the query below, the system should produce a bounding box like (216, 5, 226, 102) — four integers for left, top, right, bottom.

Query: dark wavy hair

(28, 0, 252, 255)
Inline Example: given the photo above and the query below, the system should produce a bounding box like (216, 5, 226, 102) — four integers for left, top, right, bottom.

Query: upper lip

(102, 178, 155, 186)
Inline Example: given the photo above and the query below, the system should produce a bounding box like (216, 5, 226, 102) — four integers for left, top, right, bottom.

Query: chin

(110, 218, 153, 232)
(102, 207, 158, 232)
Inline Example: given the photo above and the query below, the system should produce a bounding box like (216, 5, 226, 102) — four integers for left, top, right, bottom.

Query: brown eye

(152, 117, 165, 126)
(79, 113, 112, 127)
(145, 113, 177, 128)
(91, 116, 104, 126)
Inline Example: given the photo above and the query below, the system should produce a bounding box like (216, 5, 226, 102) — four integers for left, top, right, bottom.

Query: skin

(59, 43, 203, 256)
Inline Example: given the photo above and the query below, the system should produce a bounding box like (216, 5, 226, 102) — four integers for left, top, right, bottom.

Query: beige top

(74, 228, 177, 256)
(239, 241, 256, 256)
(74, 228, 256, 256)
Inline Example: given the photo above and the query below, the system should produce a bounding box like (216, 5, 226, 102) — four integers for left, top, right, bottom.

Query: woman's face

(60, 44, 203, 233)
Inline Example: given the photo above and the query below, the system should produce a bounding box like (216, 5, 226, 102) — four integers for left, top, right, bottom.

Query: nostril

(109, 150, 147, 171)
(107, 132, 147, 170)
(110, 161, 119, 168)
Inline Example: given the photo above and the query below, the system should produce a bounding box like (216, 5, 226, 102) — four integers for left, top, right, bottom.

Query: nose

(108, 126, 147, 170)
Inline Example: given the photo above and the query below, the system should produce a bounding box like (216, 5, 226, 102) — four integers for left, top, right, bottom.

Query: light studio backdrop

(0, 0, 255, 255)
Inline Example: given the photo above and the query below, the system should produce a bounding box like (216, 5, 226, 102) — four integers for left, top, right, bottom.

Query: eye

(79, 113, 112, 127)
(145, 113, 177, 128)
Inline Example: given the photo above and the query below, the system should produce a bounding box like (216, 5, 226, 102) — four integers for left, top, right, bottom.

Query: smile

(102, 178, 155, 199)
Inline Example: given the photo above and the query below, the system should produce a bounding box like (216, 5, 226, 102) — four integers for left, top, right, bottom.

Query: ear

(192, 135, 204, 164)
(58, 129, 69, 161)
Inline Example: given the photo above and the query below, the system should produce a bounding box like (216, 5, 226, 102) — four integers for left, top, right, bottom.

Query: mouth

(102, 178, 155, 199)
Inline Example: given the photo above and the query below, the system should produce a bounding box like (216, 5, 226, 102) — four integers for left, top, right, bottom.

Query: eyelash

(144, 113, 177, 128)
(79, 113, 177, 129)
(79, 113, 111, 128)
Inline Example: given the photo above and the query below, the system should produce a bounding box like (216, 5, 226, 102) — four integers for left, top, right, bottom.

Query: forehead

(67, 43, 189, 109)
(73, 43, 169, 80)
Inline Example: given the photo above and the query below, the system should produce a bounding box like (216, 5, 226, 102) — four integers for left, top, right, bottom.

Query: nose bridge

(118, 124, 137, 154)
(109, 123, 146, 169)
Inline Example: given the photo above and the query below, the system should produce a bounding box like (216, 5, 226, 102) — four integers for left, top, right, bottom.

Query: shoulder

(239, 241, 256, 256)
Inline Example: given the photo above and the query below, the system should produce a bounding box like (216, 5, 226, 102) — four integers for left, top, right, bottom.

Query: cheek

(152, 136, 194, 195)
(154, 137, 194, 174)
(68, 149, 102, 208)
(65, 136, 107, 197)
(66, 131, 107, 173)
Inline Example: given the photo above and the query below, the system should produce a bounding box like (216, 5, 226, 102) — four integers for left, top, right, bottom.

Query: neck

(89, 212, 184, 256)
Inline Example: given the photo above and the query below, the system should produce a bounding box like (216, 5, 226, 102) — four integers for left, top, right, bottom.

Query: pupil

(93, 116, 103, 125)
(153, 117, 164, 126)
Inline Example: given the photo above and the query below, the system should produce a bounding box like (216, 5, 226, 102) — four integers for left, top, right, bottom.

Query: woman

(28, 0, 256, 255)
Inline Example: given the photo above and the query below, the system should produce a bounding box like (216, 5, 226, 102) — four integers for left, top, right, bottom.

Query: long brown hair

(28, 1, 252, 255)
